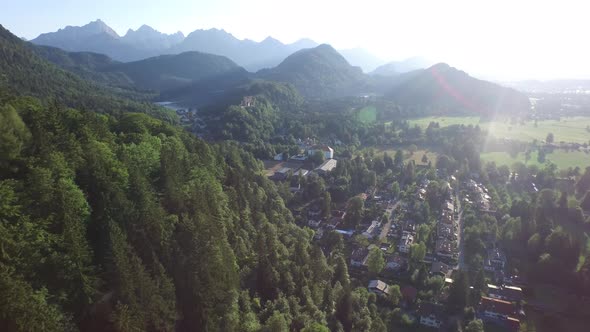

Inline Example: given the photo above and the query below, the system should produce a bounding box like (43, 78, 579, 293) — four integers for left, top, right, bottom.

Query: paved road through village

(456, 193, 466, 271)
(379, 200, 402, 241)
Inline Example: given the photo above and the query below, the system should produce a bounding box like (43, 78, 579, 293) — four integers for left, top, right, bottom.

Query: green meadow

(480, 150, 590, 169)
(358, 105, 377, 123)
(407, 116, 590, 144)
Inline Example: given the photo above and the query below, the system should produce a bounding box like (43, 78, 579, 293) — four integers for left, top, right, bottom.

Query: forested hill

(32, 45, 135, 88)
(387, 63, 530, 115)
(0, 23, 366, 332)
(107, 51, 248, 91)
(0, 24, 173, 121)
(257, 44, 368, 99)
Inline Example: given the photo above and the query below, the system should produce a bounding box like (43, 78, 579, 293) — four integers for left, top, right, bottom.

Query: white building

(398, 231, 414, 253)
(308, 145, 334, 159)
(368, 280, 390, 295)
(362, 220, 380, 239)
(308, 219, 322, 228)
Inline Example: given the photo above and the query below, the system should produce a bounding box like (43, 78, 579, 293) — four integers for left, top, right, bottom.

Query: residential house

(315, 159, 338, 174)
(440, 210, 454, 225)
(444, 201, 454, 212)
(327, 210, 346, 229)
(436, 239, 455, 259)
(418, 302, 445, 328)
(430, 261, 451, 278)
(487, 284, 523, 303)
(271, 166, 299, 181)
(478, 297, 520, 331)
(385, 254, 408, 272)
(350, 248, 369, 267)
(485, 248, 506, 271)
(398, 231, 414, 253)
(362, 220, 380, 239)
(437, 223, 456, 240)
(308, 219, 322, 228)
(368, 280, 390, 296)
(478, 296, 516, 320)
(402, 220, 416, 232)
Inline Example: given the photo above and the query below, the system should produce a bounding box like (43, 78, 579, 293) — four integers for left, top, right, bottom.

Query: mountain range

(30, 20, 322, 71)
(4, 22, 530, 116)
(0, 24, 170, 119)
(29, 19, 411, 73)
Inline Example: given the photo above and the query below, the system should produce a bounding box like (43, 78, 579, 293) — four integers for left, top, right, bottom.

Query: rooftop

(368, 280, 390, 294)
(436, 239, 454, 254)
(479, 296, 515, 316)
(351, 248, 369, 261)
(431, 261, 451, 276)
(316, 159, 338, 172)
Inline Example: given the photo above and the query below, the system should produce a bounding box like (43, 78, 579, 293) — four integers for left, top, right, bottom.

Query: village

(265, 144, 526, 332)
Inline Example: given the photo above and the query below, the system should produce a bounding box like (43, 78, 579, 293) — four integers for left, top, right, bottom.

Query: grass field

(408, 116, 590, 144)
(358, 105, 377, 123)
(370, 148, 438, 166)
(480, 150, 590, 169)
(407, 150, 437, 166)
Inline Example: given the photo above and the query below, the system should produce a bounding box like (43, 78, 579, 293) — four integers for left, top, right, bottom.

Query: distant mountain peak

(124, 24, 160, 37)
(338, 47, 384, 72)
(137, 24, 155, 32)
(261, 36, 281, 45)
(82, 19, 119, 38)
(315, 43, 335, 50)
(371, 57, 433, 76)
(429, 62, 452, 70)
(42, 18, 119, 38)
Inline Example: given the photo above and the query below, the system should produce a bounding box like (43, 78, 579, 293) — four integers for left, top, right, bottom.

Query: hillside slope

(388, 63, 530, 115)
(32, 45, 135, 88)
(257, 44, 368, 99)
(108, 51, 247, 91)
(0, 24, 171, 119)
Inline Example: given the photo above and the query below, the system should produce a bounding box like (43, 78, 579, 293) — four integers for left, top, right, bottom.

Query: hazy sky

(2, 0, 589, 80)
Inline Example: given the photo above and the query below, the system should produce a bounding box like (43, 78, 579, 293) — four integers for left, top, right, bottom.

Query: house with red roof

(478, 296, 520, 332)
